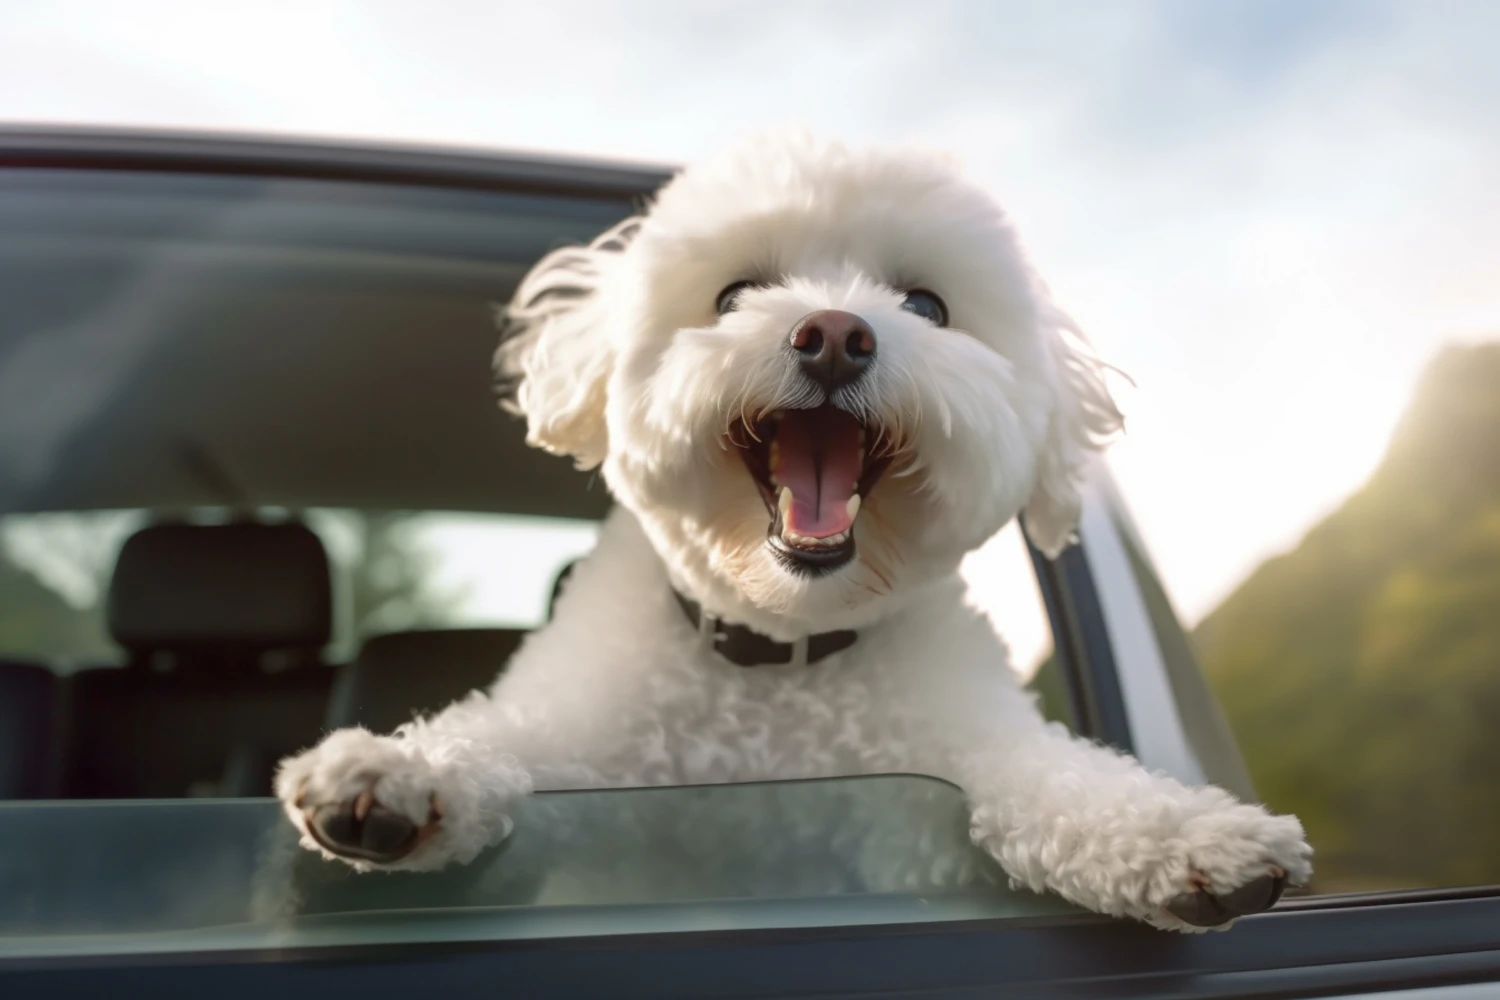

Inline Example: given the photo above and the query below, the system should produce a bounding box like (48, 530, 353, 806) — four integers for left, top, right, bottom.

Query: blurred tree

(0, 511, 133, 669)
(341, 510, 463, 638)
(1194, 341, 1500, 891)
(1026, 653, 1074, 730)
(0, 548, 115, 668)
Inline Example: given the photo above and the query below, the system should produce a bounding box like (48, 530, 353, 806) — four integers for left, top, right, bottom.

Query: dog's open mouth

(729, 405, 893, 574)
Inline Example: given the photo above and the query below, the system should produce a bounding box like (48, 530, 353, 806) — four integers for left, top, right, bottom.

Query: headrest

(108, 522, 332, 652)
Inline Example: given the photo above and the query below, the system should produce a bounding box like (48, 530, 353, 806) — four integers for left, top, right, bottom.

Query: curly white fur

(278, 131, 1311, 932)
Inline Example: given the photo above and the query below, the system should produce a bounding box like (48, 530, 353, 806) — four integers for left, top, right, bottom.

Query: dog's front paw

(276, 728, 450, 870)
(1141, 801, 1312, 933)
(1160, 864, 1289, 929)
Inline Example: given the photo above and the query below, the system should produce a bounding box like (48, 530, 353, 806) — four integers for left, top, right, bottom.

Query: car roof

(0, 125, 676, 200)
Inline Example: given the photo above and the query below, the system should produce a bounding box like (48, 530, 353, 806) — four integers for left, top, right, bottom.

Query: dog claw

(1164, 867, 1287, 927)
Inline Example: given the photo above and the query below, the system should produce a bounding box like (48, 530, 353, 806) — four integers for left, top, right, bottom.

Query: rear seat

(0, 659, 62, 798)
(324, 558, 581, 733)
(324, 629, 524, 733)
(60, 521, 336, 798)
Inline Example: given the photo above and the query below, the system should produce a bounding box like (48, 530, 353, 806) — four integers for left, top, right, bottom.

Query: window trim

(4, 890, 1499, 997)
(1025, 523, 1136, 753)
(0, 125, 675, 204)
(1076, 469, 1210, 786)
(1032, 462, 1257, 800)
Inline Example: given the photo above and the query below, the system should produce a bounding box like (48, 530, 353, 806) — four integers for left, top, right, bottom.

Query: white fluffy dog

(276, 132, 1311, 931)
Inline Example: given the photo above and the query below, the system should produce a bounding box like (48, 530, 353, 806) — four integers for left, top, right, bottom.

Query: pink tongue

(771, 407, 863, 538)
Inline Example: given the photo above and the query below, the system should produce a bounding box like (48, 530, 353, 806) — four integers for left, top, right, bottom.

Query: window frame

(5, 893, 1500, 998)
(1039, 465, 1258, 800)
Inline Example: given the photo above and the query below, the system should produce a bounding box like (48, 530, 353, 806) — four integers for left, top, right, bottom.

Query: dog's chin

(727, 403, 898, 580)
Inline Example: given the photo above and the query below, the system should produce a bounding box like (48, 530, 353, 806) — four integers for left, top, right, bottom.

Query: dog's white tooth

(778, 486, 793, 520)
(845, 494, 861, 520)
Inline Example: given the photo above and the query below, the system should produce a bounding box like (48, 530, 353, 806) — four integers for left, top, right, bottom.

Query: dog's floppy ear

(1022, 303, 1125, 558)
(494, 217, 642, 470)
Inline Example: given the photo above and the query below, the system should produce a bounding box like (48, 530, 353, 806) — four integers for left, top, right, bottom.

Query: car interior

(0, 521, 582, 801)
(0, 166, 630, 801)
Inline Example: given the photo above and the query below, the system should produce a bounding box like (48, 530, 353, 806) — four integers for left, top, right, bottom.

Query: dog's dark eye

(901, 289, 948, 327)
(716, 281, 757, 316)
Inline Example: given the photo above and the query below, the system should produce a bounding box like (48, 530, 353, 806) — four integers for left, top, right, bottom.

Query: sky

(3, 0, 1499, 640)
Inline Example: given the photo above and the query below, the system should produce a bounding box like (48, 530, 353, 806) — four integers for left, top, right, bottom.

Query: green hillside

(1194, 341, 1500, 892)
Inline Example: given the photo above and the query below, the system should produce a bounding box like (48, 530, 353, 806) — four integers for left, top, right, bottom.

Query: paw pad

(301, 785, 442, 864)
(1164, 865, 1287, 928)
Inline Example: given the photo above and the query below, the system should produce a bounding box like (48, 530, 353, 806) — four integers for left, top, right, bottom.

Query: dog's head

(498, 132, 1121, 638)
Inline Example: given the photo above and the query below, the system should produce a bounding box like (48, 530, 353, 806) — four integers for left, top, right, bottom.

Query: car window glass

(0, 774, 1081, 960)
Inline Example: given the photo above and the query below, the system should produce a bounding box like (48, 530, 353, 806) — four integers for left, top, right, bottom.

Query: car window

(0, 774, 1081, 961)
(0, 154, 1075, 963)
(0, 508, 599, 672)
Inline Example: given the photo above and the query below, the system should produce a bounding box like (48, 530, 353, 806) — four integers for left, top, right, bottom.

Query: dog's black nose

(789, 310, 876, 391)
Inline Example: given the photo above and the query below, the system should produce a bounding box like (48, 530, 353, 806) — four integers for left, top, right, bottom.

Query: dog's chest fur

(491, 509, 1018, 791)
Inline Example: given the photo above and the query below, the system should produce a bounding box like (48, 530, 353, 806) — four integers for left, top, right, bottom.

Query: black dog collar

(673, 589, 857, 667)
